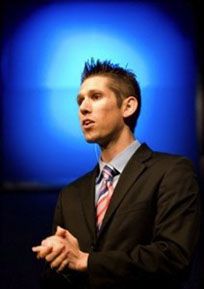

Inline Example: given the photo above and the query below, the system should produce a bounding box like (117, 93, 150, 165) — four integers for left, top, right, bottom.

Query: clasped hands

(32, 226, 89, 272)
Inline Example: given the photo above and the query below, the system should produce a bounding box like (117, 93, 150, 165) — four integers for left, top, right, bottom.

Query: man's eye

(92, 94, 101, 100)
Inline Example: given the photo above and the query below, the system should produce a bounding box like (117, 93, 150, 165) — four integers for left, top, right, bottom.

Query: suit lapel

(98, 143, 153, 236)
(78, 166, 98, 241)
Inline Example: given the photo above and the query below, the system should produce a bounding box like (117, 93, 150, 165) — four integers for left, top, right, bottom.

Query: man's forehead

(79, 75, 110, 94)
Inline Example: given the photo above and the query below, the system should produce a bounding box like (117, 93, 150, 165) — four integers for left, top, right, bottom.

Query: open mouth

(82, 119, 95, 129)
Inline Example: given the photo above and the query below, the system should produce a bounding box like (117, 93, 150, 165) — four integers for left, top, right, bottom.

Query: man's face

(78, 76, 125, 145)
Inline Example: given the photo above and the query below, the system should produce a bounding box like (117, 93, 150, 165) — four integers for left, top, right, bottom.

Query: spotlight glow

(2, 3, 197, 184)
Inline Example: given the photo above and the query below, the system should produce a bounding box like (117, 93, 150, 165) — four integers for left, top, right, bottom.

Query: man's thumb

(55, 226, 66, 237)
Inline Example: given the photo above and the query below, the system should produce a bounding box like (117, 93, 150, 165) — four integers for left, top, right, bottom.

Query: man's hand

(32, 227, 89, 272)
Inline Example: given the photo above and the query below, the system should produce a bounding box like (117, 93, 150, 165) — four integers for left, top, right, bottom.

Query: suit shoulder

(139, 143, 195, 168)
(150, 150, 196, 172)
(153, 150, 192, 162)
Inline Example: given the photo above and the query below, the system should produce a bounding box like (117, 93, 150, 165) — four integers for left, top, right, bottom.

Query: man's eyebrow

(89, 89, 102, 93)
(77, 89, 102, 100)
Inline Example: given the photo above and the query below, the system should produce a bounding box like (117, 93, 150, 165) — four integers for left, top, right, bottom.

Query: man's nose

(80, 98, 92, 114)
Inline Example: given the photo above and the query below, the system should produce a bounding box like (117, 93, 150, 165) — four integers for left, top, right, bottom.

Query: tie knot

(102, 165, 118, 181)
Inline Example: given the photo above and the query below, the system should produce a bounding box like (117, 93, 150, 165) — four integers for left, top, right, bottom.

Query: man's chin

(84, 136, 109, 147)
(84, 135, 102, 144)
(83, 132, 111, 146)
(83, 135, 98, 143)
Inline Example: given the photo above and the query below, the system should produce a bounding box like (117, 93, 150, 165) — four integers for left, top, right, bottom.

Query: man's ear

(122, 96, 138, 118)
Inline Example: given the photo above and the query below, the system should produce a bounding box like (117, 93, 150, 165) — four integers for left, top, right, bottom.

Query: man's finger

(50, 250, 68, 270)
(45, 245, 65, 263)
(63, 229, 76, 241)
(32, 245, 43, 252)
(55, 226, 66, 237)
(32, 245, 52, 259)
(57, 258, 69, 272)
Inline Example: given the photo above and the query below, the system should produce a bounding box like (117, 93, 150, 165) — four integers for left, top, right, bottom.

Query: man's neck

(100, 129, 135, 163)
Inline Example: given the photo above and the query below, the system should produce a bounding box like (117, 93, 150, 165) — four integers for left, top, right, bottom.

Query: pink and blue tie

(96, 165, 118, 231)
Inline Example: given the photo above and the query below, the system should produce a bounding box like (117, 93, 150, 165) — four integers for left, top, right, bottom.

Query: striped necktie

(96, 165, 118, 231)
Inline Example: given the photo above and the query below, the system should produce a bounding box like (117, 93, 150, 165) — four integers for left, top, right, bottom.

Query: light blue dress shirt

(95, 140, 141, 204)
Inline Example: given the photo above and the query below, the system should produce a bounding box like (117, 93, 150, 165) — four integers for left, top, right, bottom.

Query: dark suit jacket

(41, 143, 200, 289)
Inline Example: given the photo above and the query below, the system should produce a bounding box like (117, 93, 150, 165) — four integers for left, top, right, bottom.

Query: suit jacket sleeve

(87, 157, 201, 288)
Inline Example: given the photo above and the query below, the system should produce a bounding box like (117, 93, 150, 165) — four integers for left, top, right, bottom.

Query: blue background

(1, 2, 198, 185)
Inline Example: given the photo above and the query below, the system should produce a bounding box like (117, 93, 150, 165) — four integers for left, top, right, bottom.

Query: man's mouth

(82, 119, 95, 129)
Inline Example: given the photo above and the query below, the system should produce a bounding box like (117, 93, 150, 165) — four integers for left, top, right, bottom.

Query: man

(32, 59, 200, 289)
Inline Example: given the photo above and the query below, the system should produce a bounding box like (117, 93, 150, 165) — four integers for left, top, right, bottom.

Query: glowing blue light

(2, 3, 197, 184)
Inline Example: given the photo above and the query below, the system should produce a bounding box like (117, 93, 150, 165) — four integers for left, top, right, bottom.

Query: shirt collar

(96, 140, 141, 183)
